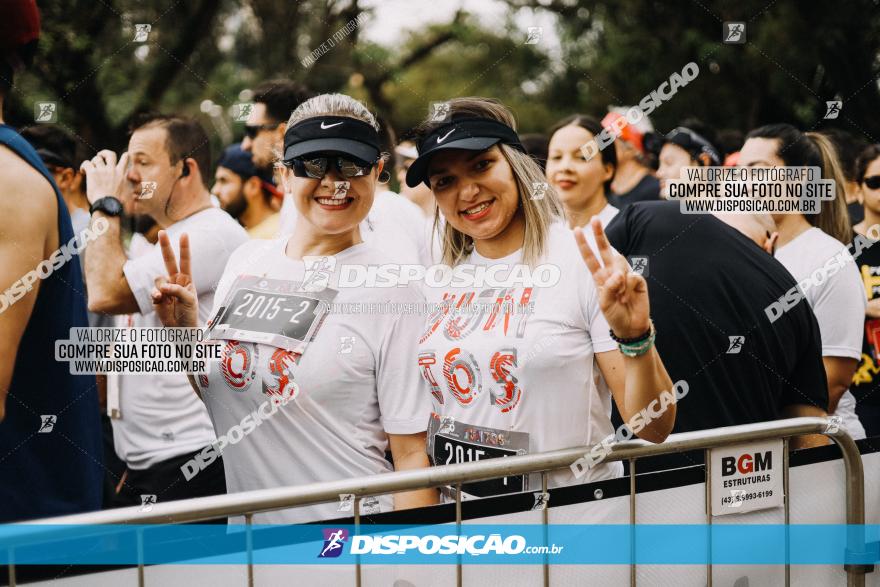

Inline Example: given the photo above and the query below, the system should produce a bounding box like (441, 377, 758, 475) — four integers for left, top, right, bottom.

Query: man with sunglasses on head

(241, 80, 313, 174)
(212, 143, 283, 239)
(81, 114, 248, 511)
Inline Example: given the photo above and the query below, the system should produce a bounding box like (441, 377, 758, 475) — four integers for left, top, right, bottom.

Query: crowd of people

(3, 1, 880, 526)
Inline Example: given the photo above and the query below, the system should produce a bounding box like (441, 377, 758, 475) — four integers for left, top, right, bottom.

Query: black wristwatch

(89, 196, 123, 217)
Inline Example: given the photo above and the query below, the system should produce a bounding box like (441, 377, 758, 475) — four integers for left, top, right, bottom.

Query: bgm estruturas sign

(710, 439, 784, 516)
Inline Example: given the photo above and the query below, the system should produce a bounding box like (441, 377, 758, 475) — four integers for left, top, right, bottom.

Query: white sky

(360, 0, 560, 53)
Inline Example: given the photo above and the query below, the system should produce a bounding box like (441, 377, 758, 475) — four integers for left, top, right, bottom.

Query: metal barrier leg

(8, 548, 15, 587)
(828, 431, 869, 587)
(783, 438, 790, 587)
(456, 484, 462, 587)
(704, 449, 712, 587)
(137, 527, 145, 587)
(354, 498, 362, 587)
(630, 458, 636, 587)
(542, 472, 549, 587)
(245, 513, 254, 587)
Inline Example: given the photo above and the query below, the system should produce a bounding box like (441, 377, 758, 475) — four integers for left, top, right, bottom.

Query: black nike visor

(405, 117, 525, 188)
(283, 116, 381, 165)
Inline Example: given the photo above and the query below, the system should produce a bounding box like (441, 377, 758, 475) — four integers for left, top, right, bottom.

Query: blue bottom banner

(0, 524, 878, 565)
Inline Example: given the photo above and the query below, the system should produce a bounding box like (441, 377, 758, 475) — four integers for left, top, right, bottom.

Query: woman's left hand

(574, 217, 650, 339)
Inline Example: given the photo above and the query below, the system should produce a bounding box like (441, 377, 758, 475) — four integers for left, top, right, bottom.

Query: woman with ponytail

(739, 123, 866, 438)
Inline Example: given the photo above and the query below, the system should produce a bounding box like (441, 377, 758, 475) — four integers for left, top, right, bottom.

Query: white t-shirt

(201, 239, 431, 524)
(775, 227, 866, 439)
(596, 203, 619, 228)
(70, 207, 90, 238)
(417, 222, 621, 497)
(278, 190, 429, 265)
(112, 208, 249, 469)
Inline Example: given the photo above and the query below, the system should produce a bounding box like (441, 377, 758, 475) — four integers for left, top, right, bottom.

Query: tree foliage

(6, 0, 879, 158)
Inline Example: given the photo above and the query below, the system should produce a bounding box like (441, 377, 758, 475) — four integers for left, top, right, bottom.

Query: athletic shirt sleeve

(810, 254, 865, 359)
(375, 289, 432, 434)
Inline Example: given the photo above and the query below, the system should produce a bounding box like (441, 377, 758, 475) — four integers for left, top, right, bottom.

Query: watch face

(94, 197, 122, 216)
(105, 198, 123, 215)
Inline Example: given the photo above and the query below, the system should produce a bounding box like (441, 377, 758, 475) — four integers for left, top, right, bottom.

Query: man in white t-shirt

(775, 227, 867, 438)
(82, 115, 248, 509)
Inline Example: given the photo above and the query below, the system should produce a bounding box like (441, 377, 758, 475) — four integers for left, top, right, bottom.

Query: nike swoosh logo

(437, 129, 456, 143)
(320, 121, 343, 129)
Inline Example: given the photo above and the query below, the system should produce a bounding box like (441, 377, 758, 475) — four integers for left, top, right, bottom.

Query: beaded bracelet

(609, 320, 654, 344)
(613, 322, 656, 358)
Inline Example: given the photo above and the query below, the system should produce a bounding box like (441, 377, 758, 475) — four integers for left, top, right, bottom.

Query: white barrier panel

(23, 443, 880, 586)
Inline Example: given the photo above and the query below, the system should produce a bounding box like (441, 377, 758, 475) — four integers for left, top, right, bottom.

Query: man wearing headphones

(81, 114, 248, 509)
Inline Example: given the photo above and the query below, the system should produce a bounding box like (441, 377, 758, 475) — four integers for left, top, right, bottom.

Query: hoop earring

(378, 169, 391, 183)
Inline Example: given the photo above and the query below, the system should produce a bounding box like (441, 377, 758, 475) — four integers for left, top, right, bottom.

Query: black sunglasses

(244, 123, 279, 139)
(287, 155, 376, 179)
(864, 175, 880, 190)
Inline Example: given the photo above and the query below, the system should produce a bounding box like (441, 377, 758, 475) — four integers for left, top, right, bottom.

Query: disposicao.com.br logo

(317, 528, 562, 558)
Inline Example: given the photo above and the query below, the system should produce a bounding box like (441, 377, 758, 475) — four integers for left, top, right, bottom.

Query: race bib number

(427, 413, 528, 497)
(207, 276, 337, 352)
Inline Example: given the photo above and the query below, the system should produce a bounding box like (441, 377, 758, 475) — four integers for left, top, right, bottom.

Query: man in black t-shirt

(605, 202, 829, 448)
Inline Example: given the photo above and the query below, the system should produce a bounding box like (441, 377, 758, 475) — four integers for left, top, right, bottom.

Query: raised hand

(80, 150, 130, 205)
(574, 217, 650, 340)
(151, 231, 199, 328)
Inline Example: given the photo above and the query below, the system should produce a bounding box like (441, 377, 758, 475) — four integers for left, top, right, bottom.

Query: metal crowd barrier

(4, 417, 871, 587)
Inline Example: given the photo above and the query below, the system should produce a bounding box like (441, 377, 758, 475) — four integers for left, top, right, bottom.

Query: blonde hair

(287, 93, 379, 129)
(418, 97, 563, 266)
(746, 124, 853, 245)
(805, 132, 853, 244)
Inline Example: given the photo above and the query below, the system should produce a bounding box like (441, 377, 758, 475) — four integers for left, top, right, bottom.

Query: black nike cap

(405, 117, 525, 188)
(282, 116, 381, 165)
(664, 127, 721, 166)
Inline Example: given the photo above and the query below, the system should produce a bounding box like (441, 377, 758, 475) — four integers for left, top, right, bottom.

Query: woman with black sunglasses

(852, 144, 880, 437)
(150, 93, 437, 523)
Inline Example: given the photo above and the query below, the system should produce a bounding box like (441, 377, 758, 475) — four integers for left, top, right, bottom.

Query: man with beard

(212, 143, 281, 238)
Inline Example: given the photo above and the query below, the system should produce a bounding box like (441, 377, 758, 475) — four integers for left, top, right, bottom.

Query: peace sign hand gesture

(151, 230, 199, 328)
(574, 217, 650, 340)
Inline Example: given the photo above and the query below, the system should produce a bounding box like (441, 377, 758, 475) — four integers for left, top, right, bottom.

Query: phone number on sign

(721, 489, 774, 506)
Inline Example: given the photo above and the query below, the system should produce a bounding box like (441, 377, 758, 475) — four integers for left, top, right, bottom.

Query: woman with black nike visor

(406, 97, 678, 498)
(150, 93, 437, 523)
